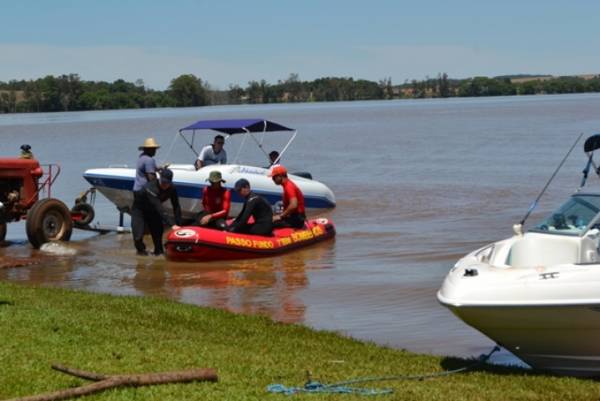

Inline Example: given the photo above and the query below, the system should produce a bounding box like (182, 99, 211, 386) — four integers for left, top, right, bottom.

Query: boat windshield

(530, 194, 600, 236)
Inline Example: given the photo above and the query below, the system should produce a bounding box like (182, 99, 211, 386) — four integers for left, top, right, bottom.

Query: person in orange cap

(269, 165, 306, 229)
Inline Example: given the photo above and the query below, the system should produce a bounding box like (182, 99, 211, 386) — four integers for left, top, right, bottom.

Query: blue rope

(267, 346, 500, 396)
(267, 381, 393, 395)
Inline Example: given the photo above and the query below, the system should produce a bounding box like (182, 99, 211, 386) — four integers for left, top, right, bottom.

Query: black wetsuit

(227, 192, 273, 236)
(131, 180, 182, 255)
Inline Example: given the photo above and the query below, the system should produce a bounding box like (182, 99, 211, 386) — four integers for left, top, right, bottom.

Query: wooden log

(2, 365, 218, 401)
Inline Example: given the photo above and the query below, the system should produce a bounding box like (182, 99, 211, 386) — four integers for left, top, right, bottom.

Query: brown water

(2, 94, 600, 365)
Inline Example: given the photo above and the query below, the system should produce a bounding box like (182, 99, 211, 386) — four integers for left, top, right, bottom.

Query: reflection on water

(3, 94, 600, 365)
(132, 241, 334, 323)
(0, 231, 335, 325)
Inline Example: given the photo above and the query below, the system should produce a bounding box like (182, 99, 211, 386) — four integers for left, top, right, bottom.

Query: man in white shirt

(195, 135, 227, 170)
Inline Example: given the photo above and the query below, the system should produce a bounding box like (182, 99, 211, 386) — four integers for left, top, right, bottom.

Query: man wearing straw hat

(133, 137, 160, 191)
(195, 170, 231, 230)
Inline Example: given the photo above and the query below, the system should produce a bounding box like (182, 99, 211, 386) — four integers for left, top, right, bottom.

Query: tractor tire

(0, 223, 6, 242)
(71, 202, 95, 228)
(26, 198, 73, 249)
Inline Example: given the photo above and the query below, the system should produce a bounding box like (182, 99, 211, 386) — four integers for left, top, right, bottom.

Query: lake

(2, 93, 600, 365)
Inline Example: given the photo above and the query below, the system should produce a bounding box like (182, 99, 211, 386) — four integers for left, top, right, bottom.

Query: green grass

(0, 282, 598, 401)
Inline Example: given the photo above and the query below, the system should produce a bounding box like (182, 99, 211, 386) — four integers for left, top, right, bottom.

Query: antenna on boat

(515, 132, 583, 234)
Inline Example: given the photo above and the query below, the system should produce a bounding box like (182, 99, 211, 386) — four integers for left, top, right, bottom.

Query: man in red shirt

(196, 170, 231, 230)
(269, 165, 306, 229)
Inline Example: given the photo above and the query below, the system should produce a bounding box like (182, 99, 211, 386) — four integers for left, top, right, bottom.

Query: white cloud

(276, 44, 600, 83)
(346, 44, 600, 82)
(0, 44, 244, 89)
(1, 43, 599, 90)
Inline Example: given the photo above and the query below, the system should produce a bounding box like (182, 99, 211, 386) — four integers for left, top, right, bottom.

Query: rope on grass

(267, 346, 500, 396)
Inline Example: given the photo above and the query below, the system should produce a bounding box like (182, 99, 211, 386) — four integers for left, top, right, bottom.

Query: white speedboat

(438, 134, 600, 377)
(83, 119, 336, 220)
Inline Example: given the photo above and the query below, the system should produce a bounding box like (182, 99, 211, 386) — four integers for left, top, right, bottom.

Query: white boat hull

(83, 164, 336, 220)
(442, 301, 600, 376)
(438, 233, 600, 376)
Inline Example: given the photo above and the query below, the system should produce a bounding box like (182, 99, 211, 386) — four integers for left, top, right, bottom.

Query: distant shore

(1, 72, 599, 114)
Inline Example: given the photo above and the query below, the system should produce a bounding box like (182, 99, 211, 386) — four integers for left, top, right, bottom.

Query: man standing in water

(194, 135, 227, 170)
(227, 179, 273, 235)
(133, 137, 160, 191)
(131, 169, 181, 256)
(270, 165, 306, 229)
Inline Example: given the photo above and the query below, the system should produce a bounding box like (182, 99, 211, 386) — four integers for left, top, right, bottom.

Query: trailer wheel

(26, 198, 73, 249)
(0, 223, 6, 242)
(71, 202, 95, 228)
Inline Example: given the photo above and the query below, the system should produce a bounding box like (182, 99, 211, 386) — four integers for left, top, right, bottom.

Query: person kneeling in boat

(269, 165, 306, 229)
(131, 168, 182, 256)
(226, 178, 273, 236)
(196, 171, 231, 230)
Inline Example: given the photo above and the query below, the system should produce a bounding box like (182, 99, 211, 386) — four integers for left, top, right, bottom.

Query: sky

(2, 0, 600, 90)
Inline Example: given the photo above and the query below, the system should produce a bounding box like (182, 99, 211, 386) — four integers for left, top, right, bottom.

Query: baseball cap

(268, 165, 288, 177)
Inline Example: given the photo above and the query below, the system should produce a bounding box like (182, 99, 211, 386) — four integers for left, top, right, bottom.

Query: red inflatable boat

(165, 218, 336, 262)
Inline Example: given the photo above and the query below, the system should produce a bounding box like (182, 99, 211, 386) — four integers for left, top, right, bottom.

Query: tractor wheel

(0, 223, 6, 242)
(71, 202, 95, 228)
(26, 198, 73, 249)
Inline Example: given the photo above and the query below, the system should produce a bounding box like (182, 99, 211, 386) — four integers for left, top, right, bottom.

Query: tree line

(1, 72, 600, 113)
(0, 74, 210, 113)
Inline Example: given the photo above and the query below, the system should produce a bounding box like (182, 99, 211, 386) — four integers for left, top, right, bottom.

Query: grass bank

(0, 282, 597, 401)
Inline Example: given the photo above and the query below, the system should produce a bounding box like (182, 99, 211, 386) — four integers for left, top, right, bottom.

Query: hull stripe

(83, 174, 336, 209)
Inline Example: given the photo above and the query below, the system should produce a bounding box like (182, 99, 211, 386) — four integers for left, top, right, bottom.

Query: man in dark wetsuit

(226, 179, 273, 236)
(131, 169, 182, 256)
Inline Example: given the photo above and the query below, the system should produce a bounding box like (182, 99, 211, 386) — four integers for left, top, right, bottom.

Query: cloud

(347, 44, 600, 81)
(1, 43, 599, 90)
(0, 43, 243, 89)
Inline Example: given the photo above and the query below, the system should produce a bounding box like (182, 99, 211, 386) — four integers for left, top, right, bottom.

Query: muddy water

(2, 94, 600, 365)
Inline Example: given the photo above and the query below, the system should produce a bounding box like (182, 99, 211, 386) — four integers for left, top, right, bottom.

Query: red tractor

(0, 158, 94, 248)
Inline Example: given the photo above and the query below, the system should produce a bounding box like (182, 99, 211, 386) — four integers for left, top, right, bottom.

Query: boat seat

(508, 234, 581, 268)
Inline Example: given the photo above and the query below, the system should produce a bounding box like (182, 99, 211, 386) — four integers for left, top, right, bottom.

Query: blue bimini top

(180, 119, 294, 135)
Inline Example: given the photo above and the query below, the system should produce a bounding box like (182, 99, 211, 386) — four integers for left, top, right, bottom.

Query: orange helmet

(268, 165, 288, 177)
